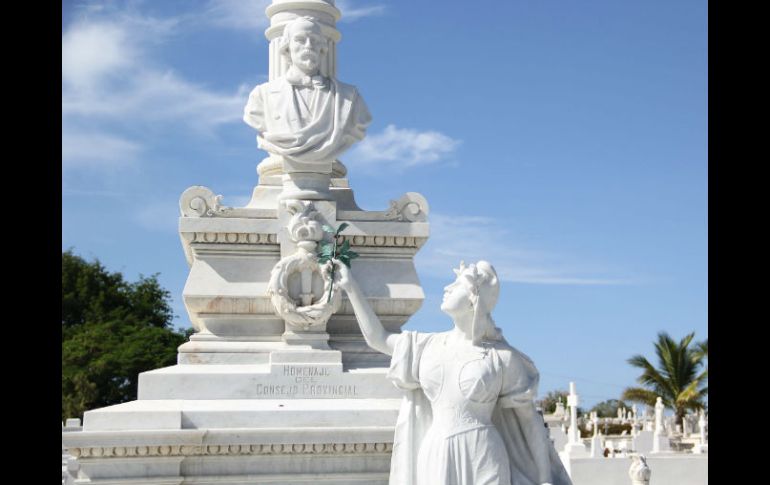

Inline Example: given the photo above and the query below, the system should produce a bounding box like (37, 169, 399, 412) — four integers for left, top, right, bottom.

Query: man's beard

(296, 56, 319, 73)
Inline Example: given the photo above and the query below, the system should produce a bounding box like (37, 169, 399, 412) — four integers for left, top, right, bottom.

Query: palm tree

(693, 338, 708, 362)
(621, 332, 708, 421)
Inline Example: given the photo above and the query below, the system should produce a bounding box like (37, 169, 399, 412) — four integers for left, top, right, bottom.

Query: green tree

(537, 390, 568, 414)
(537, 390, 585, 416)
(589, 399, 628, 418)
(62, 250, 189, 421)
(693, 338, 708, 362)
(621, 332, 708, 421)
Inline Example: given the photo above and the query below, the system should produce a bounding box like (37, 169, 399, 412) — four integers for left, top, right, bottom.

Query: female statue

(329, 259, 572, 485)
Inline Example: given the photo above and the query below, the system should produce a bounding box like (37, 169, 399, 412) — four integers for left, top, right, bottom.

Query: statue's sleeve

(498, 346, 540, 408)
(243, 85, 267, 133)
(349, 88, 372, 141)
(386, 331, 432, 390)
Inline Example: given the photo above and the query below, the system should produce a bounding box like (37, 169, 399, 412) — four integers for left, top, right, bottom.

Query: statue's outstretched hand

(324, 259, 354, 292)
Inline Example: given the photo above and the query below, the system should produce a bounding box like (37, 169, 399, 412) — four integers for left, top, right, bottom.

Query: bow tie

(287, 74, 327, 89)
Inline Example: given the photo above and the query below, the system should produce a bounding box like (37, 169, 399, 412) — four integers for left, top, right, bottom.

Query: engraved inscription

(255, 383, 358, 397)
(256, 365, 358, 398)
(283, 365, 331, 378)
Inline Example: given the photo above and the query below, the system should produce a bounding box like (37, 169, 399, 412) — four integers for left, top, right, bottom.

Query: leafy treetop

(62, 250, 188, 421)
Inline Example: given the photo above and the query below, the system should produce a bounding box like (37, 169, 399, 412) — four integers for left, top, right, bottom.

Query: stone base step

(137, 364, 400, 400)
(81, 398, 401, 432)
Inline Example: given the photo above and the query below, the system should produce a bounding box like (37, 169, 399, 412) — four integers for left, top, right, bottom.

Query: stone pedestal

(279, 157, 335, 200)
(61, 1, 432, 483)
(589, 434, 602, 458)
(63, 170, 429, 483)
(176, 186, 428, 364)
(632, 430, 654, 454)
(651, 433, 671, 453)
(691, 443, 708, 454)
(563, 441, 590, 457)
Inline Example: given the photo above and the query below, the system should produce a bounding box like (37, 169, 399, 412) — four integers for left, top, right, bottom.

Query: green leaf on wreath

(335, 222, 349, 235)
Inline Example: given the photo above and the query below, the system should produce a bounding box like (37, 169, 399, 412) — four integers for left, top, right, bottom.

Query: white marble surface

(565, 455, 707, 485)
(177, 195, 430, 365)
(80, 398, 400, 432)
(242, 16, 371, 162)
(338, 260, 572, 485)
(137, 363, 401, 400)
(243, 15, 371, 200)
(64, 397, 399, 485)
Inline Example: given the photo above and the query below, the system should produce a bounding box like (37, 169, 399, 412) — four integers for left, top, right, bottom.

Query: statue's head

(441, 260, 502, 343)
(280, 16, 327, 76)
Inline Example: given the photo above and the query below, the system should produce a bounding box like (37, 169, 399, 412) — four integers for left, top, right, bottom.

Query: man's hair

(279, 16, 328, 63)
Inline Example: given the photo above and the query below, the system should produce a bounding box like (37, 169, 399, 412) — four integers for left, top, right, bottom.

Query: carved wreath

(267, 250, 341, 329)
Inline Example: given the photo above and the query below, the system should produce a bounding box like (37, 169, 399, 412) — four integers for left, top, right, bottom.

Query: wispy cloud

(62, 4, 250, 173)
(62, 131, 142, 170)
(200, 0, 384, 31)
(62, 21, 136, 90)
(336, 1, 386, 22)
(346, 124, 461, 171)
(418, 213, 631, 285)
(62, 1, 386, 173)
(202, 0, 271, 31)
(63, 68, 249, 131)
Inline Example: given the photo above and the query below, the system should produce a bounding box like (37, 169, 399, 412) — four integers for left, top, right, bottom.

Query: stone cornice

(69, 441, 392, 459)
(189, 232, 279, 244)
(182, 233, 427, 249)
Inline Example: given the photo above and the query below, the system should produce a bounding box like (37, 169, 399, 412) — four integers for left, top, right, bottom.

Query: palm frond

(621, 387, 659, 407)
(628, 354, 669, 391)
(677, 378, 706, 406)
(692, 339, 708, 363)
(627, 331, 707, 415)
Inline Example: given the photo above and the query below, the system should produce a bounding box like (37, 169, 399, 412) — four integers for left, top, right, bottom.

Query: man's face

(288, 20, 324, 75)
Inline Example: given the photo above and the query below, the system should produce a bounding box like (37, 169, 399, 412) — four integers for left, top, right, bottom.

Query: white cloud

(336, 1, 386, 22)
(202, 0, 271, 31)
(62, 22, 135, 90)
(62, 131, 142, 170)
(62, 7, 251, 171)
(201, 0, 384, 30)
(63, 68, 249, 132)
(418, 213, 630, 286)
(347, 124, 461, 171)
(61, 1, 385, 172)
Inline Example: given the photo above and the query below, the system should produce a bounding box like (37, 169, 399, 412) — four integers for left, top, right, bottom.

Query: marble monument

(61, 1, 583, 484)
(63, 1, 428, 483)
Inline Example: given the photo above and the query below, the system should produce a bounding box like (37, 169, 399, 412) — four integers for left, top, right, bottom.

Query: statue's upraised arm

(329, 260, 398, 355)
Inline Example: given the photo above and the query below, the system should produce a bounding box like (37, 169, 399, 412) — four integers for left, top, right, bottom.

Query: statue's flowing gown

(387, 331, 572, 485)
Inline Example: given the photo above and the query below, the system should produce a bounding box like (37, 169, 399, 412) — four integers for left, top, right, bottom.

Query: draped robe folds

(243, 76, 372, 165)
(387, 331, 573, 485)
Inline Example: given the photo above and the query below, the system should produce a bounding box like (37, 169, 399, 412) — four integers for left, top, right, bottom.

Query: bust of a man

(243, 16, 371, 166)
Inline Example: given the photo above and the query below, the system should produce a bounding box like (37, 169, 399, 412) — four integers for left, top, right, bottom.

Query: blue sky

(62, 0, 708, 410)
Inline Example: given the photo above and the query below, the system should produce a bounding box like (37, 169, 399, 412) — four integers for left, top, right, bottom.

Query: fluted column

(265, 0, 341, 81)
